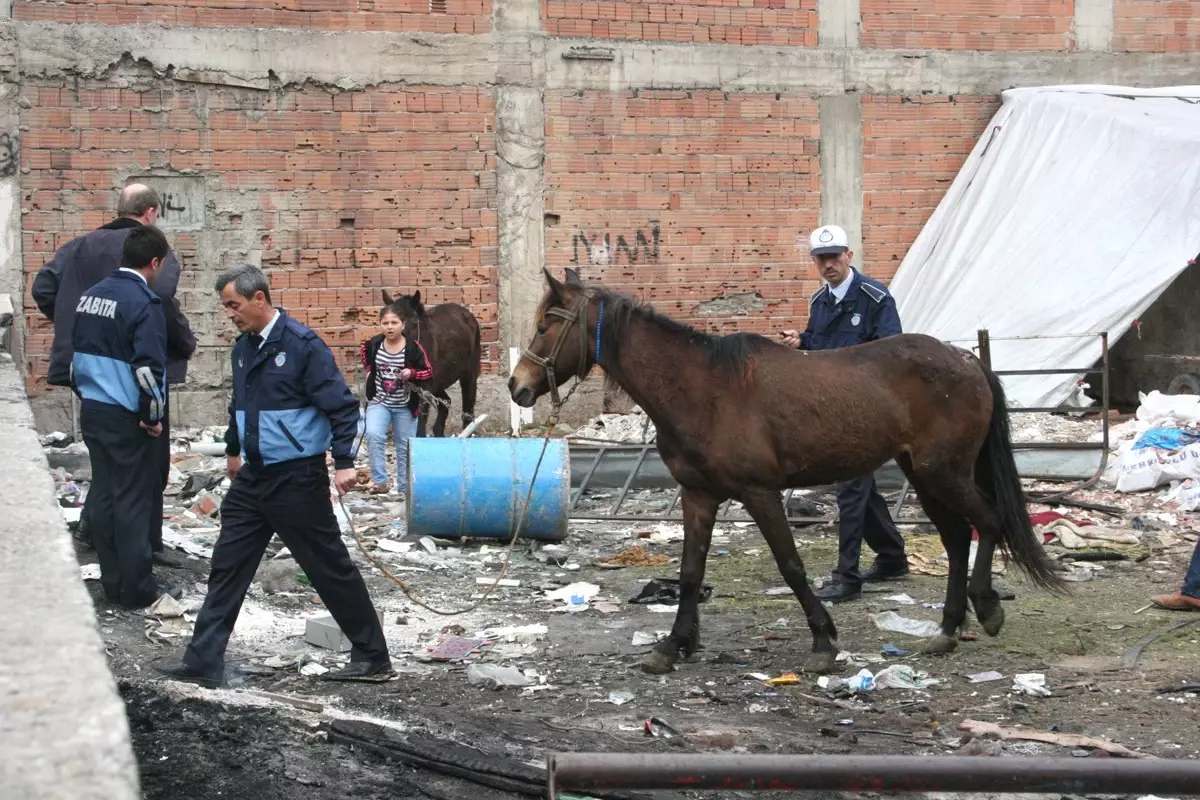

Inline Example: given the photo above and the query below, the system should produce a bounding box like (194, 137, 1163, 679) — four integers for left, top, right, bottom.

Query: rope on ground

(336, 379, 585, 617)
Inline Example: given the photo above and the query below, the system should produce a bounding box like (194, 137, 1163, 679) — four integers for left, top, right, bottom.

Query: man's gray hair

(214, 264, 272, 305)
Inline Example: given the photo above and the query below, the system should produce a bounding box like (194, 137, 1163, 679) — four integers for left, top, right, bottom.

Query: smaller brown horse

(510, 268, 1068, 675)
(383, 289, 482, 438)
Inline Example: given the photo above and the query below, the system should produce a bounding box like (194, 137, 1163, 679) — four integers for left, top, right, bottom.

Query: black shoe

(153, 660, 225, 688)
(813, 581, 861, 603)
(861, 561, 910, 583)
(321, 660, 395, 683)
(153, 550, 189, 569)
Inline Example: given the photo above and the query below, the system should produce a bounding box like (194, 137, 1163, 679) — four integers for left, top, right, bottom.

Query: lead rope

(333, 313, 596, 616)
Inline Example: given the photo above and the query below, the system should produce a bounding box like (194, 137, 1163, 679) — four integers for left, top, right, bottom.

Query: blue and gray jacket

(223, 311, 360, 471)
(70, 269, 167, 425)
(798, 267, 903, 351)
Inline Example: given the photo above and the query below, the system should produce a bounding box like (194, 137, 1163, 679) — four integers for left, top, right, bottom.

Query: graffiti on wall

(570, 221, 660, 266)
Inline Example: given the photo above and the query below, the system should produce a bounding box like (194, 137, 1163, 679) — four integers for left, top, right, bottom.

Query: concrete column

(818, 93, 864, 260)
(0, 32, 20, 362)
(1074, 0, 1114, 52)
(818, 0, 860, 49)
(493, 0, 546, 369)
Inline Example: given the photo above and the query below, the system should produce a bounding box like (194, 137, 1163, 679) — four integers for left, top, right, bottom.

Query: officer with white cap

(780, 224, 909, 603)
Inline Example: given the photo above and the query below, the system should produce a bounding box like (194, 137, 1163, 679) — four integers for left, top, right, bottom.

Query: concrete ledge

(0, 354, 139, 799)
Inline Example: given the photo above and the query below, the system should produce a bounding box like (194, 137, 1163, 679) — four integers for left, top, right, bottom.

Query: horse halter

(521, 290, 604, 407)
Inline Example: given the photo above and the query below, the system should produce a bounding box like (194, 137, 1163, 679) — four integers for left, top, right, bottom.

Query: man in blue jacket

(33, 183, 196, 567)
(155, 265, 391, 686)
(780, 224, 910, 603)
(71, 225, 183, 609)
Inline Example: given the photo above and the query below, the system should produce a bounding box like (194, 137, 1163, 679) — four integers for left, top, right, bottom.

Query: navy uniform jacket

(70, 270, 167, 426)
(223, 311, 360, 471)
(32, 217, 196, 387)
(798, 267, 903, 351)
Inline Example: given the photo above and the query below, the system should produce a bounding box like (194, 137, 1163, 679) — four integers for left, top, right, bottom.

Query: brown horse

(383, 290, 482, 438)
(509, 268, 1066, 675)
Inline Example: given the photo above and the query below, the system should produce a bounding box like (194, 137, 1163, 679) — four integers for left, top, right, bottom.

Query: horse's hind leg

(920, 472, 1009, 637)
(906, 478, 972, 655)
(431, 390, 452, 437)
(459, 373, 478, 430)
(642, 487, 719, 675)
(415, 404, 429, 438)
(741, 489, 839, 674)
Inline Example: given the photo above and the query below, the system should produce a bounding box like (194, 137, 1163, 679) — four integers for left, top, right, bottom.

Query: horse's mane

(538, 285, 770, 382)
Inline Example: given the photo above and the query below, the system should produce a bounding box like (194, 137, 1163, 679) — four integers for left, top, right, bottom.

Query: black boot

(152, 660, 225, 688)
(321, 659, 395, 683)
(812, 581, 861, 603)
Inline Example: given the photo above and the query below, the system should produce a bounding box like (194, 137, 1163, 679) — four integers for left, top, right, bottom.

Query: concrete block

(305, 611, 386, 652)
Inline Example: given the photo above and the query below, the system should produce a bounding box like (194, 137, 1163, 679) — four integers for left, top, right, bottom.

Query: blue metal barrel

(405, 437, 570, 541)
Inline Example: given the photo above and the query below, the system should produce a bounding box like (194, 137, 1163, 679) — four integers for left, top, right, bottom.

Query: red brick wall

(544, 90, 821, 335)
(20, 78, 499, 395)
(542, 0, 818, 45)
(13, 0, 491, 33)
(860, 95, 1000, 281)
(1113, 0, 1200, 51)
(860, 0, 1073, 50)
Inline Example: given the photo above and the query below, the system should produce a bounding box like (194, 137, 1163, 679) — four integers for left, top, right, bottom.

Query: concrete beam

(817, 0, 860, 49)
(15, 22, 502, 88)
(818, 93, 863, 260)
(1074, 0, 1115, 53)
(543, 39, 1200, 95)
(0, 355, 140, 799)
(15, 23, 1200, 96)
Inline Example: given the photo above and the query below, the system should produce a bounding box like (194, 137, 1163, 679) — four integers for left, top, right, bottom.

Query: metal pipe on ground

(547, 754, 1200, 796)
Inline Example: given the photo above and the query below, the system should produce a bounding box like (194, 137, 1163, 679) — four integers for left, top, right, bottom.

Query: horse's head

(381, 289, 425, 337)
(509, 267, 597, 408)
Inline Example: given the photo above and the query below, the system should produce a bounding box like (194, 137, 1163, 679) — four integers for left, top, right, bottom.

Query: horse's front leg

(641, 487, 719, 675)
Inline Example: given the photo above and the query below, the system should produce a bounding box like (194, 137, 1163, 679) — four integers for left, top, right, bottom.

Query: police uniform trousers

(183, 455, 389, 674)
(80, 403, 162, 607)
(150, 385, 169, 554)
(832, 473, 907, 586)
(79, 387, 167, 554)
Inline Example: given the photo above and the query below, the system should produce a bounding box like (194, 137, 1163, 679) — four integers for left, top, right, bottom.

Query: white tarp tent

(889, 85, 1200, 409)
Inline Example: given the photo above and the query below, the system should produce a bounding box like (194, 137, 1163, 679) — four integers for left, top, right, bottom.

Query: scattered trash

(764, 673, 801, 686)
(596, 544, 670, 568)
(958, 719, 1152, 759)
(300, 662, 329, 677)
(428, 636, 490, 663)
(1012, 673, 1051, 697)
(148, 594, 186, 618)
(884, 593, 918, 605)
(545, 582, 600, 603)
(475, 577, 521, 587)
(871, 610, 941, 638)
(631, 631, 668, 646)
(873, 664, 939, 690)
(967, 670, 1005, 684)
(475, 624, 547, 643)
(957, 738, 1003, 756)
(881, 644, 909, 657)
(644, 717, 680, 738)
(607, 690, 635, 705)
(80, 564, 101, 581)
(466, 663, 533, 689)
(629, 577, 712, 606)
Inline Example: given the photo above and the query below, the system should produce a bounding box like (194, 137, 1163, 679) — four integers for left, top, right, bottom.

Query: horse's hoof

(979, 603, 1005, 637)
(920, 633, 958, 655)
(640, 650, 677, 675)
(804, 651, 837, 675)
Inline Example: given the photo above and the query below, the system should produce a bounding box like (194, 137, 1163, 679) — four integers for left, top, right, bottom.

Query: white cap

(809, 224, 850, 256)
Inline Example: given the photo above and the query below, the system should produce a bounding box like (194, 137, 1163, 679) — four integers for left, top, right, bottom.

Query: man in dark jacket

(780, 224, 910, 603)
(71, 225, 183, 608)
(32, 184, 196, 565)
(154, 265, 391, 687)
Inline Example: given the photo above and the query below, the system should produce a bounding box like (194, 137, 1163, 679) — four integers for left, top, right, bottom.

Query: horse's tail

(975, 363, 1069, 595)
(470, 313, 482, 378)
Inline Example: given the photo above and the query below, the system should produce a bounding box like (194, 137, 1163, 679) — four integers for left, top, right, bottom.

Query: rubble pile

(569, 406, 656, 442)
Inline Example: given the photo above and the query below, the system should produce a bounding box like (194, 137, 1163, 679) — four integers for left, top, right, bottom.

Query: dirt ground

(81, 492, 1200, 800)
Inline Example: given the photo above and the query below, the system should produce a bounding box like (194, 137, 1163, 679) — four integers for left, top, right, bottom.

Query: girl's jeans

(365, 402, 418, 490)
(1184, 538, 1200, 598)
